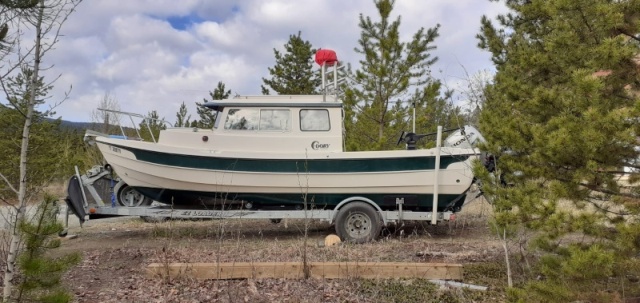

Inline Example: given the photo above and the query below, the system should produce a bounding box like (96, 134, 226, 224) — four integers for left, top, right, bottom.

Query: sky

(31, 0, 508, 123)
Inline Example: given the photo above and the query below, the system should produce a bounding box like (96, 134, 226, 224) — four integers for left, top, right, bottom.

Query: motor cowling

(443, 125, 485, 149)
(443, 126, 496, 174)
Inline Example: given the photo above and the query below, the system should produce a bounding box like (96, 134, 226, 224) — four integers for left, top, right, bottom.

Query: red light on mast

(315, 49, 338, 66)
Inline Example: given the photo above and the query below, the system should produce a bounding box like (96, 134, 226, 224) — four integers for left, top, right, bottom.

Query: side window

(260, 109, 290, 131)
(213, 112, 221, 129)
(300, 109, 330, 131)
(224, 109, 259, 130)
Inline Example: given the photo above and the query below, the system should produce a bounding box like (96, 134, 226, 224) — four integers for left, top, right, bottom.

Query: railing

(96, 108, 172, 143)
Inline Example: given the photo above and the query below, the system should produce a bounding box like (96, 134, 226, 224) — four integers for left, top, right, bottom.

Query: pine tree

(139, 110, 166, 142)
(0, 68, 64, 202)
(195, 81, 230, 128)
(261, 31, 320, 95)
(345, 0, 453, 151)
(174, 101, 191, 127)
(16, 193, 80, 303)
(0, 1, 81, 299)
(476, 0, 640, 301)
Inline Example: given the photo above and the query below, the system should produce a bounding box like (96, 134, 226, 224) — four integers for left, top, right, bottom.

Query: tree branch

(585, 197, 631, 216)
(617, 28, 640, 43)
(0, 172, 18, 194)
(579, 181, 639, 199)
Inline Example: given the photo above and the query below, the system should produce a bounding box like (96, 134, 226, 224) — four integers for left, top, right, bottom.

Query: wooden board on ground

(147, 262, 462, 280)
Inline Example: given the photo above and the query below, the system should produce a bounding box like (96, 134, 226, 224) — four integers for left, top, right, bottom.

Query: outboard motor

(444, 126, 507, 187)
(442, 126, 499, 173)
(398, 125, 486, 150)
(442, 125, 485, 149)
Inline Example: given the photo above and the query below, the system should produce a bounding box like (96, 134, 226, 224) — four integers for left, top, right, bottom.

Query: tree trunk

(502, 228, 513, 288)
(3, 2, 44, 301)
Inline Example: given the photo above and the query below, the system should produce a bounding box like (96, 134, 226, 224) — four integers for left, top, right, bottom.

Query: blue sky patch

(165, 14, 204, 31)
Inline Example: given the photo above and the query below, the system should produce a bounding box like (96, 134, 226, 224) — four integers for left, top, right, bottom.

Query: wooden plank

(147, 262, 462, 280)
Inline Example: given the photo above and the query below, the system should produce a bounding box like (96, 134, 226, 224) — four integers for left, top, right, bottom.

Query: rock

(324, 234, 341, 247)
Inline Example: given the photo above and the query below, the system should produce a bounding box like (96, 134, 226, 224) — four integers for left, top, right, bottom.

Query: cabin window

(213, 112, 221, 129)
(224, 108, 259, 130)
(300, 109, 330, 131)
(259, 109, 290, 131)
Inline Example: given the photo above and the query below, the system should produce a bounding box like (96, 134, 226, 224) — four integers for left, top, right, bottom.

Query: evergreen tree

(345, 0, 453, 151)
(261, 31, 320, 95)
(477, 0, 640, 301)
(0, 68, 66, 202)
(16, 193, 80, 303)
(0, 1, 81, 299)
(195, 81, 230, 128)
(174, 101, 191, 127)
(139, 110, 166, 142)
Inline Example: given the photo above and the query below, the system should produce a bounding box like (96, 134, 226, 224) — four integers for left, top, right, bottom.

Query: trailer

(64, 162, 478, 243)
(65, 59, 486, 242)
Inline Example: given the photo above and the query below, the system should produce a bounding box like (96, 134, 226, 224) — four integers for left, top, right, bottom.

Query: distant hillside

(57, 120, 95, 131)
(53, 119, 139, 136)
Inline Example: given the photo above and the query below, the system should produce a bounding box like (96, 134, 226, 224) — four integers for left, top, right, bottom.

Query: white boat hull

(96, 137, 478, 211)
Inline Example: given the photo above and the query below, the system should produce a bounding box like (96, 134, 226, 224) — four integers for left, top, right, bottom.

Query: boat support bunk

(64, 126, 478, 243)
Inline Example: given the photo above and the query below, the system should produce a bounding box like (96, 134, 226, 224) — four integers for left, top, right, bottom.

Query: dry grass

(33, 185, 640, 302)
(43, 181, 68, 200)
(45, 196, 513, 302)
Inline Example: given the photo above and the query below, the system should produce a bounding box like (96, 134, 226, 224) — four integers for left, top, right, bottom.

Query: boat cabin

(154, 49, 346, 154)
(157, 94, 344, 153)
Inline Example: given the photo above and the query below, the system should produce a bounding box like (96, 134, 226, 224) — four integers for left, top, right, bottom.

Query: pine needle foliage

(0, 68, 74, 200)
(476, 0, 640, 301)
(261, 31, 320, 95)
(173, 101, 190, 127)
(344, 0, 462, 151)
(138, 110, 166, 142)
(194, 81, 230, 128)
(15, 194, 80, 303)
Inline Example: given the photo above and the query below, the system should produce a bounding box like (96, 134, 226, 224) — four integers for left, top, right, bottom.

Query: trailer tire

(114, 181, 153, 207)
(335, 202, 381, 243)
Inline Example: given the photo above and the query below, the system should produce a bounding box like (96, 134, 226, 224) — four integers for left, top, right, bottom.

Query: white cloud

(10, 0, 508, 123)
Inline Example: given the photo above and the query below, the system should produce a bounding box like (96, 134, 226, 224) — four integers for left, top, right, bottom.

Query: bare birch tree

(0, 0, 80, 301)
(90, 91, 121, 134)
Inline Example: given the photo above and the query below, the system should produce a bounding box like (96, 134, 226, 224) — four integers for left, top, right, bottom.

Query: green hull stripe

(134, 187, 465, 211)
(102, 142, 470, 173)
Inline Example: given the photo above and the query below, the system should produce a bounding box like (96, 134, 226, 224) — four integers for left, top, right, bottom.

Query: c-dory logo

(311, 141, 330, 150)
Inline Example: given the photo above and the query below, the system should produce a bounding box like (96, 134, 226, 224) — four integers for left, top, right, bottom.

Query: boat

(88, 50, 482, 212)
(79, 50, 484, 242)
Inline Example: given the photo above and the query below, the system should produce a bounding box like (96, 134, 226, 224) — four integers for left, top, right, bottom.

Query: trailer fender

(332, 196, 387, 225)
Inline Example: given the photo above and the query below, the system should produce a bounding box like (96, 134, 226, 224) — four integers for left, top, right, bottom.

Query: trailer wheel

(114, 181, 153, 207)
(335, 202, 381, 243)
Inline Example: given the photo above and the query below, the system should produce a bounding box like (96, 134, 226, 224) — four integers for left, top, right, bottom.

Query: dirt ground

(50, 199, 508, 303)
